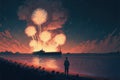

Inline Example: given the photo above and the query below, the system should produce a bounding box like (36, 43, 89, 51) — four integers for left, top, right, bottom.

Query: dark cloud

(0, 30, 31, 53)
(63, 30, 120, 53)
(0, 24, 2, 27)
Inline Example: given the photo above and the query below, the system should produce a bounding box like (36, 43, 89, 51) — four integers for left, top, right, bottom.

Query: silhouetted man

(64, 57, 70, 75)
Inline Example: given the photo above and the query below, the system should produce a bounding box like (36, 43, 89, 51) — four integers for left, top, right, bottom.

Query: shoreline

(0, 57, 109, 80)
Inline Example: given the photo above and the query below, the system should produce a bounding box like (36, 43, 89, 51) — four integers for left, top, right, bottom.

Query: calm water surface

(1, 54, 120, 79)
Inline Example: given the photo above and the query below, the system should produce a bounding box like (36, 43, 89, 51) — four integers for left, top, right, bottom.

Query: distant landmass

(0, 51, 120, 56)
(33, 50, 62, 56)
(0, 52, 21, 55)
(65, 51, 120, 56)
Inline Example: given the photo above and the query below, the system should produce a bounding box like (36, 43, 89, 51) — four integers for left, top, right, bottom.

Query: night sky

(0, 0, 120, 53)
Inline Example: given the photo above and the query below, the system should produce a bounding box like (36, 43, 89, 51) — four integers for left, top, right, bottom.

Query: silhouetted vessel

(33, 50, 62, 56)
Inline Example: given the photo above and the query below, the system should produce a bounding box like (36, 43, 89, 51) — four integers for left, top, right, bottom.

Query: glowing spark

(29, 40, 37, 47)
(25, 26, 36, 37)
(31, 8, 48, 25)
(39, 31, 51, 42)
(54, 33, 66, 45)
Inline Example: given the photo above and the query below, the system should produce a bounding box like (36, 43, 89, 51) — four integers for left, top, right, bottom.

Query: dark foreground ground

(0, 57, 107, 80)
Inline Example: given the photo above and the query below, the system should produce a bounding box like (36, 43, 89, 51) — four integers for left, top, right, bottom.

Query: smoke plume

(18, 0, 67, 52)
(18, 0, 67, 29)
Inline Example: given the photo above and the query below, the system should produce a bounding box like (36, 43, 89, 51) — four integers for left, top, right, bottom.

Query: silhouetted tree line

(0, 52, 21, 55)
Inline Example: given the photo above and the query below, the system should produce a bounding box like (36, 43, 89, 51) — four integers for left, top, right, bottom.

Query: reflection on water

(32, 57, 40, 67)
(44, 59, 58, 69)
(32, 57, 58, 69)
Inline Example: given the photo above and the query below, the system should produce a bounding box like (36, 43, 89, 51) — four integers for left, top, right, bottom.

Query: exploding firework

(30, 8, 65, 52)
(31, 8, 48, 26)
(54, 33, 66, 45)
(39, 31, 51, 42)
(26, 10, 67, 52)
(29, 40, 38, 47)
(20, 0, 67, 52)
(25, 26, 36, 37)
(18, 0, 68, 52)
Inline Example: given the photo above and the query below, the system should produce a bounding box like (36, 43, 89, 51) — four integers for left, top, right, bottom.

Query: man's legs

(65, 67, 67, 75)
(66, 67, 69, 75)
